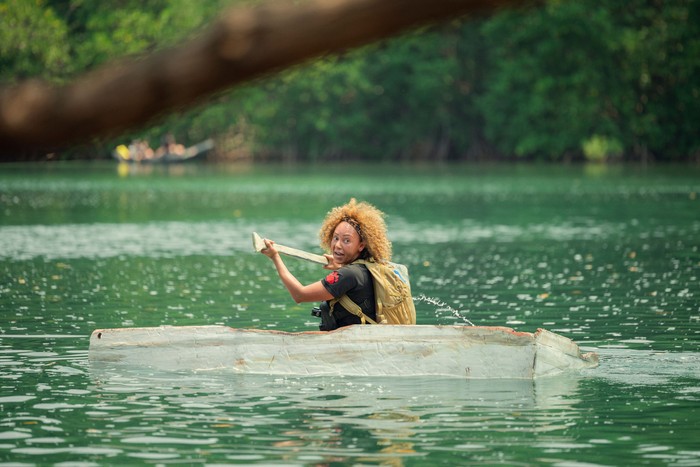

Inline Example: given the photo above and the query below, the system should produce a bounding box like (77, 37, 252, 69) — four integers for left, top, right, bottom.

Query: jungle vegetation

(1, 0, 698, 163)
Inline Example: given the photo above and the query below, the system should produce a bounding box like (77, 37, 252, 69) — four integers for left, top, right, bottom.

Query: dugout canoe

(88, 325, 598, 379)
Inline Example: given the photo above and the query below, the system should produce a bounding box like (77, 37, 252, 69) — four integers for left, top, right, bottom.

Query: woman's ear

(359, 242, 365, 252)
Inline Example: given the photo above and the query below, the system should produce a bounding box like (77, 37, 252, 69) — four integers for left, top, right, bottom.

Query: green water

(1, 162, 699, 465)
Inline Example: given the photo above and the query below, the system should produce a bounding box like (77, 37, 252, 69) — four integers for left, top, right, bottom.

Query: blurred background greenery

(1, 0, 698, 163)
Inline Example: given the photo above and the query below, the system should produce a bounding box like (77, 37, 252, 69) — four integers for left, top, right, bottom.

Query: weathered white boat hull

(88, 325, 598, 379)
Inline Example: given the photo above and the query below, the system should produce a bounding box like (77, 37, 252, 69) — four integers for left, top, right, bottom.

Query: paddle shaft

(252, 232, 328, 265)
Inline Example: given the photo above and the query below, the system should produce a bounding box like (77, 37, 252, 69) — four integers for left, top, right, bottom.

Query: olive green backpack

(331, 259, 416, 325)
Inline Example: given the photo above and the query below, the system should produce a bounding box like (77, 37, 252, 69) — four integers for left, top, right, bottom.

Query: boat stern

(533, 328, 599, 377)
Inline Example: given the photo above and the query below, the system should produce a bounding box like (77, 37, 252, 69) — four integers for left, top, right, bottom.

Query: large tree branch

(0, 0, 533, 158)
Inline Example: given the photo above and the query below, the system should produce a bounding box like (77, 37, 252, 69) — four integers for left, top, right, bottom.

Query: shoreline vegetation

(1, 0, 698, 164)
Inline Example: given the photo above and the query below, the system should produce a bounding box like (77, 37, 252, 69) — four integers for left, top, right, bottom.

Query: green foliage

(65, 0, 229, 71)
(478, 2, 622, 160)
(608, 0, 700, 161)
(582, 135, 623, 162)
(1, 0, 698, 162)
(0, 0, 70, 82)
(240, 25, 474, 162)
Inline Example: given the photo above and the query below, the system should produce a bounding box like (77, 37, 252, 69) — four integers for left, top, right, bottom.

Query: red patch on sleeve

(325, 271, 339, 285)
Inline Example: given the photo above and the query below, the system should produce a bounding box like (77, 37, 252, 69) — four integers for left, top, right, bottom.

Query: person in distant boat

(156, 132, 185, 158)
(260, 198, 392, 331)
(129, 139, 154, 161)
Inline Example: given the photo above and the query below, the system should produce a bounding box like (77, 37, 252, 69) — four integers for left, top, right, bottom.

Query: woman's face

(331, 221, 365, 265)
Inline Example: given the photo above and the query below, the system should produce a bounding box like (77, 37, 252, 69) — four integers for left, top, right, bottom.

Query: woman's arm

(262, 239, 334, 304)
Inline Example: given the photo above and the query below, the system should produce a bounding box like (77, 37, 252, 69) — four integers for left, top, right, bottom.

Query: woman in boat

(260, 198, 392, 330)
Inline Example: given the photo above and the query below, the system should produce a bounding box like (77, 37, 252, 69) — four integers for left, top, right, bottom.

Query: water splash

(413, 294, 474, 326)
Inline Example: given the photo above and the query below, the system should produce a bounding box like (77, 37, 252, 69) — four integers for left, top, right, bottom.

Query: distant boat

(113, 139, 214, 163)
(88, 324, 599, 379)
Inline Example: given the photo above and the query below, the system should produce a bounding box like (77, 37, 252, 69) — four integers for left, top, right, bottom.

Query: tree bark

(0, 0, 534, 159)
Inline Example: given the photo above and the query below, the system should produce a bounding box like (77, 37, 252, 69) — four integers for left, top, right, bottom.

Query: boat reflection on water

(88, 362, 589, 463)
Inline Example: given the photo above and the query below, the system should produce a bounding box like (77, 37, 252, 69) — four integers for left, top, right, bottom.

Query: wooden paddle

(252, 232, 328, 265)
(252, 232, 412, 283)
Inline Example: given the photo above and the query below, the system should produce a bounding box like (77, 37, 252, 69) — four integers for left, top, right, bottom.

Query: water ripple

(0, 221, 321, 260)
(2, 217, 678, 260)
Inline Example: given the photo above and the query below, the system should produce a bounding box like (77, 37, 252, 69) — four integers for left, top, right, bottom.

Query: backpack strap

(329, 296, 378, 325)
(352, 259, 387, 323)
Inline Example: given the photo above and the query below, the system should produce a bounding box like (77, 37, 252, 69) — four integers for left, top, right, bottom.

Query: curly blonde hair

(319, 198, 392, 262)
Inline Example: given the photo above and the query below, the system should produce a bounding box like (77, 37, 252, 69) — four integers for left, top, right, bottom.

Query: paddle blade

(252, 232, 266, 253)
